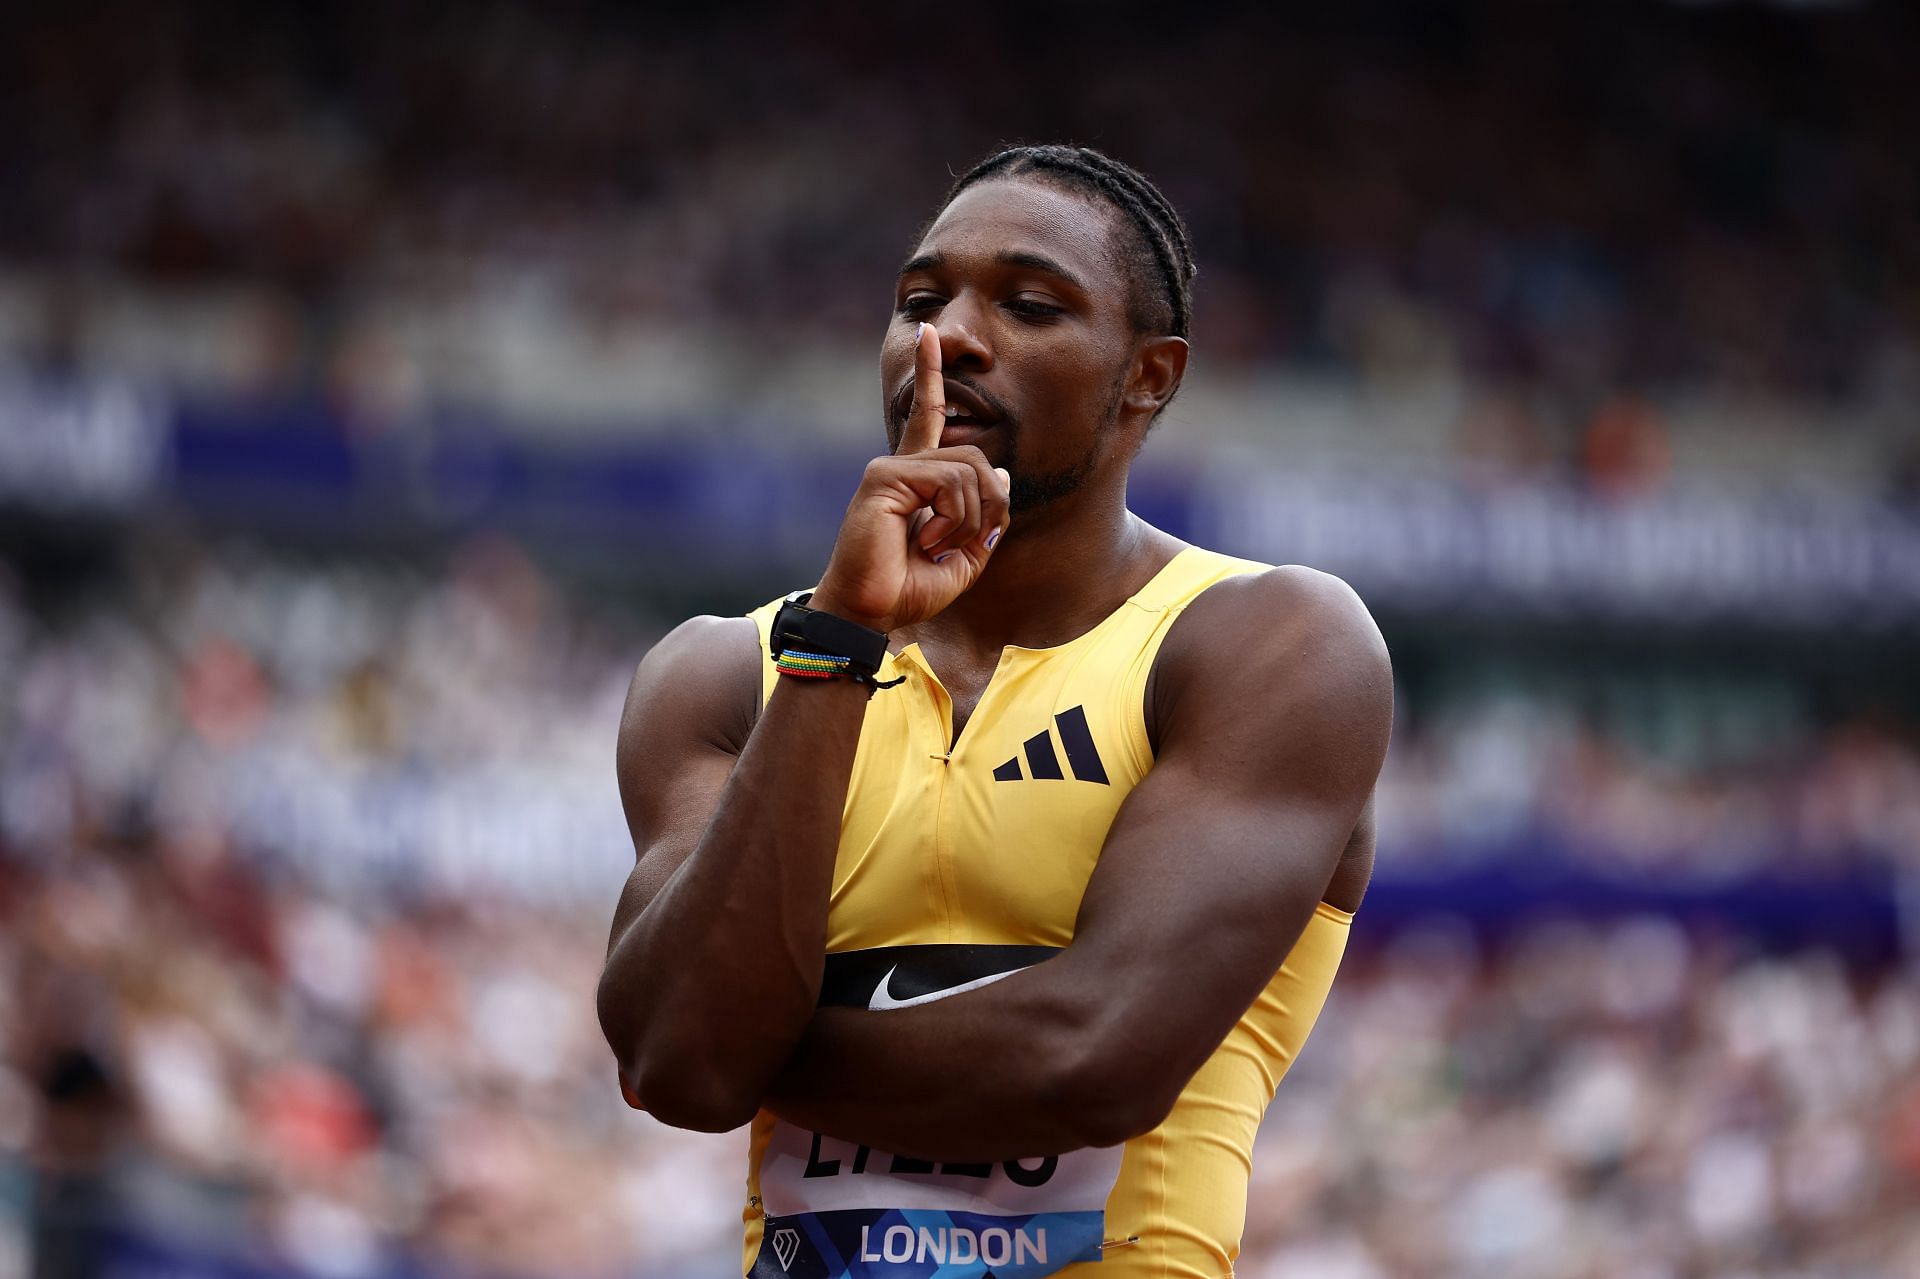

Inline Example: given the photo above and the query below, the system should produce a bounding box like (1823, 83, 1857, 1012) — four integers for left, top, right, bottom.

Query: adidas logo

(992, 705, 1109, 784)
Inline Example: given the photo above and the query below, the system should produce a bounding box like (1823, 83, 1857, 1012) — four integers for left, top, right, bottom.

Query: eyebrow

(897, 249, 1089, 293)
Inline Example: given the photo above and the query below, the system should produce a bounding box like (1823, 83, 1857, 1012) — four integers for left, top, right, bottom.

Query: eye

(899, 294, 944, 315)
(1005, 297, 1064, 319)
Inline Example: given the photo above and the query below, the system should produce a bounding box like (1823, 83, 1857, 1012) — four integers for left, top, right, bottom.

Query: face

(881, 177, 1154, 515)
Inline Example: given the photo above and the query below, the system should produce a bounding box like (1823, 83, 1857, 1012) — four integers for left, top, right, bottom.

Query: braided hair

(937, 145, 1197, 340)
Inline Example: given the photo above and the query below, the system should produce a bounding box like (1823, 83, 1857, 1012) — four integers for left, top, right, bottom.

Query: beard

(1007, 365, 1127, 515)
(1008, 452, 1095, 515)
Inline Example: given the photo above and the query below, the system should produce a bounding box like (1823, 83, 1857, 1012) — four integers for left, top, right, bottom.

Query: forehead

(914, 177, 1125, 281)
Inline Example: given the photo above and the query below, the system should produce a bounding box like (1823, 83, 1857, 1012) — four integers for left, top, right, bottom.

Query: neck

(901, 475, 1180, 656)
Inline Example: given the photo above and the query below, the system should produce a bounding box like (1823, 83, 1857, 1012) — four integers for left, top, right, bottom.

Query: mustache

(888, 375, 1017, 431)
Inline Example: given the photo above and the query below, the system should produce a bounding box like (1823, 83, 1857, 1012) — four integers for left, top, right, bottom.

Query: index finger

(900, 322, 946, 454)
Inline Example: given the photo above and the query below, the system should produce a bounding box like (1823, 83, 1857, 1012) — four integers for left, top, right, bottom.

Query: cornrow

(940, 145, 1197, 338)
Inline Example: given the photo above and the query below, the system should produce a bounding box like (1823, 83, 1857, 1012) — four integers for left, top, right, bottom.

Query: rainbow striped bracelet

(773, 647, 853, 679)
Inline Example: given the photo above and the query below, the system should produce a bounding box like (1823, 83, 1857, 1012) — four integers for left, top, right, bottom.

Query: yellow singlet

(740, 547, 1353, 1279)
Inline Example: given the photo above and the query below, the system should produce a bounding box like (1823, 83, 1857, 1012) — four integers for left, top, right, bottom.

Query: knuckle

(863, 456, 903, 483)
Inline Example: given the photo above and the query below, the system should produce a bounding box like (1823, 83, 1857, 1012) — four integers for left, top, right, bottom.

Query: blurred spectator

(28, 1047, 125, 1279)
(1581, 395, 1673, 497)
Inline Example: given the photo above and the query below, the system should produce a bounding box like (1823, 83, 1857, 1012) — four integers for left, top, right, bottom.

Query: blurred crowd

(9, 814, 1917, 1279)
(1245, 919, 1920, 1279)
(4, 538, 1912, 894)
(0, 536, 741, 1276)
(5, 851, 743, 1278)
(1383, 691, 1920, 877)
(4, 1, 1917, 479)
(0, 534, 1913, 1273)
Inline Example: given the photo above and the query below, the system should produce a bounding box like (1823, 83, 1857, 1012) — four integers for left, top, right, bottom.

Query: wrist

(770, 594, 902, 694)
(803, 589, 890, 636)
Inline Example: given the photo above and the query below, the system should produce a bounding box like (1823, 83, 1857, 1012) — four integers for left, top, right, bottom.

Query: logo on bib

(771, 1227, 801, 1271)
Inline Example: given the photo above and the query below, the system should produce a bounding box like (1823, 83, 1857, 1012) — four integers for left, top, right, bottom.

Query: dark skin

(596, 177, 1392, 1156)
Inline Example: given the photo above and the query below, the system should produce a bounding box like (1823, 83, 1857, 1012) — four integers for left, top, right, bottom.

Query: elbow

(609, 1026, 763, 1132)
(627, 1058, 762, 1133)
(1043, 1030, 1186, 1150)
(1060, 1080, 1182, 1151)
(597, 981, 762, 1133)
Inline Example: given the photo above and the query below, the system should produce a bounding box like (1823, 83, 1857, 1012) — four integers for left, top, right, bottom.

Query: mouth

(894, 378, 1006, 432)
(937, 419, 995, 449)
(940, 382, 1002, 429)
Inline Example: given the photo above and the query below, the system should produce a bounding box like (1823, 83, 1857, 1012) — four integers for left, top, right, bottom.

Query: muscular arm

(765, 566, 1392, 1161)
(595, 615, 870, 1132)
(596, 321, 1011, 1133)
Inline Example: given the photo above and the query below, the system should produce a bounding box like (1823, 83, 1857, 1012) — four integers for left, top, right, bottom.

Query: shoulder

(1180, 564, 1385, 663)
(619, 614, 762, 759)
(637, 613, 763, 673)
(1150, 565, 1391, 754)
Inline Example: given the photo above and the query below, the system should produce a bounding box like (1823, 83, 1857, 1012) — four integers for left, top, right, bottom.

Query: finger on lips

(903, 322, 946, 454)
(891, 325, 1009, 564)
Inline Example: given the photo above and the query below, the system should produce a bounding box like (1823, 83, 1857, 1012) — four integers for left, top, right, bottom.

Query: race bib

(747, 945, 1123, 1278)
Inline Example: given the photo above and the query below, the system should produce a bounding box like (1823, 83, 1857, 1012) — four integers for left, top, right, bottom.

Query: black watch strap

(770, 593, 890, 678)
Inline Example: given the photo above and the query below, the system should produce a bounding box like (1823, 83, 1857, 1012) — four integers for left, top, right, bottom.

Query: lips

(940, 381, 1001, 427)
(895, 378, 1003, 429)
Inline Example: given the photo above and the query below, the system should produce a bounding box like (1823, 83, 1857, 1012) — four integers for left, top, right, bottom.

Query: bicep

(1063, 569, 1392, 1077)
(609, 614, 761, 935)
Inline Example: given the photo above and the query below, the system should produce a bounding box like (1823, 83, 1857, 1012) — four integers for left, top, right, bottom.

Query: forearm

(766, 964, 1153, 1161)
(599, 674, 867, 1125)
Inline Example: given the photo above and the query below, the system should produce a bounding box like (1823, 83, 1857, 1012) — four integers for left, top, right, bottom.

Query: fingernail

(986, 528, 1002, 550)
(933, 550, 954, 564)
(916, 322, 927, 345)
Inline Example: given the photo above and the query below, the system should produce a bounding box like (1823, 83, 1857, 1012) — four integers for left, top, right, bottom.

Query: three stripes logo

(992, 705, 1109, 784)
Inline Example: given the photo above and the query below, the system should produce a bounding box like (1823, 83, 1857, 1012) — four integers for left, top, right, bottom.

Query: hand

(809, 323, 1010, 633)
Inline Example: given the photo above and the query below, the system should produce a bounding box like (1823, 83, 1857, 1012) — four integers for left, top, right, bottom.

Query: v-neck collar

(885, 547, 1199, 755)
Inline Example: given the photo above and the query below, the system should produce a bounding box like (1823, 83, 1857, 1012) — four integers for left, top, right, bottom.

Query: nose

(935, 298, 994, 375)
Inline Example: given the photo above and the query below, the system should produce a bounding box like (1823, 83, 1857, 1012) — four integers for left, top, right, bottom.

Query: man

(597, 145, 1391, 1279)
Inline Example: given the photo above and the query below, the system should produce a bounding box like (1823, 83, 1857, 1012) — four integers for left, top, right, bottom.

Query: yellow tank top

(740, 546, 1353, 1279)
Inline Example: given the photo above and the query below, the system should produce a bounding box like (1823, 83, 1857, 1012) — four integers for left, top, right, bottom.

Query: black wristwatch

(770, 593, 892, 683)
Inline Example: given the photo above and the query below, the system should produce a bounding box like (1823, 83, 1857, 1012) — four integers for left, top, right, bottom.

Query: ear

(1123, 336, 1189, 419)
